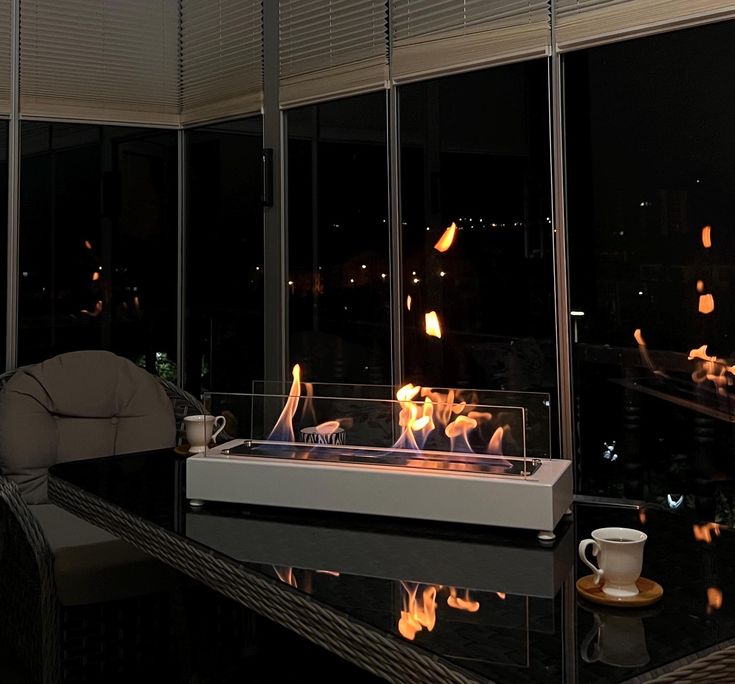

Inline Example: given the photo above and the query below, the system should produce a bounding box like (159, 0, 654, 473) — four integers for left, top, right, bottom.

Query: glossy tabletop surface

(49, 450, 735, 683)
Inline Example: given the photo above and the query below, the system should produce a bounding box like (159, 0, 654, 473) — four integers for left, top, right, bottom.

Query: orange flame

(406, 295, 412, 311)
(689, 345, 733, 394)
(84, 240, 92, 249)
(487, 426, 505, 455)
(413, 397, 436, 448)
(468, 411, 492, 424)
(639, 509, 647, 525)
(693, 522, 721, 543)
(425, 311, 442, 339)
(274, 566, 297, 588)
(496, 592, 507, 600)
(393, 383, 422, 450)
(315, 421, 340, 436)
(92, 271, 100, 281)
(447, 587, 480, 613)
(699, 294, 715, 314)
(398, 583, 438, 641)
(707, 587, 723, 612)
(268, 364, 301, 441)
(303, 381, 317, 425)
(633, 328, 660, 374)
(420, 388, 455, 428)
(434, 222, 457, 253)
(702, 225, 712, 248)
(697, 280, 705, 293)
(81, 300, 103, 317)
(445, 415, 477, 453)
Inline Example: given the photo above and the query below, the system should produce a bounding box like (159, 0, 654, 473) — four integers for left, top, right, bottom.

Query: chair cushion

(0, 351, 175, 504)
(31, 504, 175, 606)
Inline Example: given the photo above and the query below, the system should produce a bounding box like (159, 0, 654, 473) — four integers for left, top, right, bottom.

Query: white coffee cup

(184, 414, 226, 453)
(579, 527, 647, 597)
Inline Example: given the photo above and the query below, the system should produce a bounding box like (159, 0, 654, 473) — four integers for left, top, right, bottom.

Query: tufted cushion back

(0, 351, 176, 504)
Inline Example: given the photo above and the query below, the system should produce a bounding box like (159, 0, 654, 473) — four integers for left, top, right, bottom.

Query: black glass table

(48, 450, 735, 683)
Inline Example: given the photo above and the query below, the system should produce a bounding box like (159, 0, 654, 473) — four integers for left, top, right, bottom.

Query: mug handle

(211, 415, 226, 443)
(579, 538, 604, 584)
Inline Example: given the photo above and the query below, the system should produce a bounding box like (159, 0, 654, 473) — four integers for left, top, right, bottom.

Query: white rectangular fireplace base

(186, 446, 573, 534)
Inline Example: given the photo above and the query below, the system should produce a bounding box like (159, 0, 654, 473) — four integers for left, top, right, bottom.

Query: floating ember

(702, 225, 712, 249)
(425, 311, 442, 338)
(434, 222, 457, 253)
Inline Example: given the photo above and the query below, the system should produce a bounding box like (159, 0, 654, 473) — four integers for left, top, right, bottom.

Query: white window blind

(0, 0, 10, 115)
(19, 0, 179, 125)
(279, 0, 389, 108)
(555, 0, 735, 51)
(181, 0, 263, 125)
(390, 0, 551, 83)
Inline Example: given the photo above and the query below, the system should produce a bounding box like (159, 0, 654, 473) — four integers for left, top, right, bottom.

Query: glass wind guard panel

(204, 390, 541, 476)
(250, 381, 552, 459)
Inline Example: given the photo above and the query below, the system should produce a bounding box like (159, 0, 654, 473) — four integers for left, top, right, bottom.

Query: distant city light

(255, 266, 260, 271)
(361, 264, 366, 269)
(288, 280, 294, 286)
(350, 278, 355, 283)
(570, 310, 585, 317)
(638, 291, 643, 295)
(412, 278, 419, 284)
(439, 271, 446, 277)
(381, 273, 386, 279)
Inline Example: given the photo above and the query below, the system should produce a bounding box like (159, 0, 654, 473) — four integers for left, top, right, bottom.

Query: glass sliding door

(286, 92, 391, 385)
(0, 120, 7, 366)
(18, 123, 178, 373)
(399, 62, 556, 399)
(184, 117, 264, 394)
(566, 21, 735, 518)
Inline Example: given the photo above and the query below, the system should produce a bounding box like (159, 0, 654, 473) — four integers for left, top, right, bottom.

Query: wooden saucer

(576, 575, 663, 608)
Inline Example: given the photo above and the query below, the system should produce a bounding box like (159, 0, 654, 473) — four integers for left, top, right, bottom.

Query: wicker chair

(0, 352, 205, 684)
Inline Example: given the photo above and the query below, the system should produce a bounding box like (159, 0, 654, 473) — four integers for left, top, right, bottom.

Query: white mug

(579, 527, 647, 597)
(184, 414, 226, 453)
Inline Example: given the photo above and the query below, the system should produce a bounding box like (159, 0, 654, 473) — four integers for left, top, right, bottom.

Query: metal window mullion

(263, 0, 286, 385)
(6, 0, 20, 371)
(388, 84, 403, 388)
(550, 2, 575, 463)
(176, 128, 185, 388)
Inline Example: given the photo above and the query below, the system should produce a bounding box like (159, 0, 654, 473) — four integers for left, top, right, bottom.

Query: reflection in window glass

(185, 118, 264, 394)
(287, 93, 390, 384)
(0, 121, 7, 367)
(400, 63, 556, 398)
(566, 22, 735, 518)
(18, 123, 178, 375)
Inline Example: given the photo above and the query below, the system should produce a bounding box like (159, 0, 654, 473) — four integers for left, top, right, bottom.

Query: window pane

(566, 22, 735, 517)
(287, 92, 390, 384)
(18, 123, 178, 376)
(399, 62, 556, 397)
(185, 117, 264, 394)
(0, 121, 7, 368)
